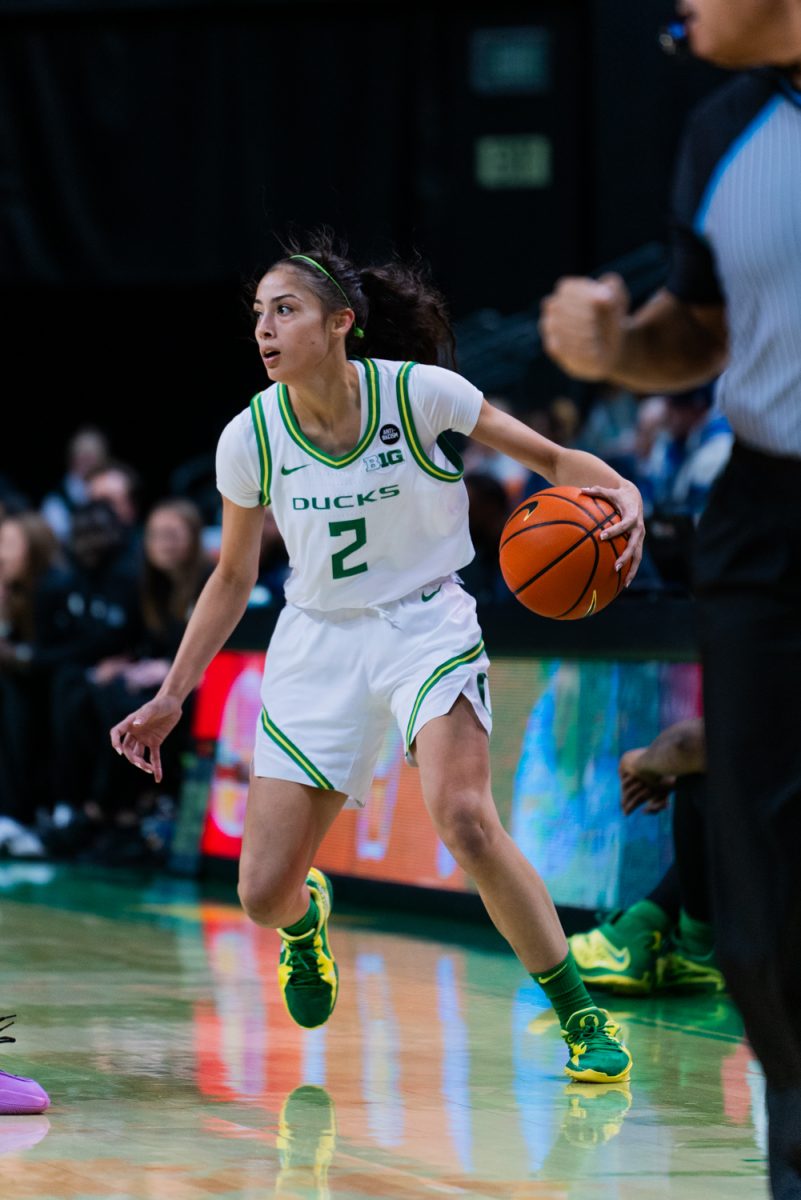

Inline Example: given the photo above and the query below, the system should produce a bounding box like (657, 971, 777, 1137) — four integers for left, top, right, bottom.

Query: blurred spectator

(577, 383, 639, 472)
(0, 512, 72, 855)
(638, 385, 733, 589)
(460, 472, 514, 607)
(39, 500, 143, 854)
(632, 395, 669, 501)
(85, 459, 145, 570)
(461, 395, 530, 503)
(44, 498, 213, 866)
(169, 452, 221, 528)
(40, 426, 111, 544)
(548, 394, 582, 449)
(639, 385, 733, 519)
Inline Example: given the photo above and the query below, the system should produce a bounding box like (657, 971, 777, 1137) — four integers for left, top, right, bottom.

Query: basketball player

(539, 1, 801, 1187)
(111, 233, 644, 1083)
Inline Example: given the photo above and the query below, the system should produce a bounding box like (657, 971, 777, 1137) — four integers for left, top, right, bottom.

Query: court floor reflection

(0, 866, 768, 1199)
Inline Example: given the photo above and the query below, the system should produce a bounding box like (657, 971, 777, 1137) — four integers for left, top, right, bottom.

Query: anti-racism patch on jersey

(379, 423, 401, 444)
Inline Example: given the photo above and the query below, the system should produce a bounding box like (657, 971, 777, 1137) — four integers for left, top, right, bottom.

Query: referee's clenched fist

(538, 273, 630, 382)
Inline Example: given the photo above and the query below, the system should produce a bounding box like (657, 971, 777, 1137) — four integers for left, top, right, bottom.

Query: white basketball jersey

(216, 358, 481, 612)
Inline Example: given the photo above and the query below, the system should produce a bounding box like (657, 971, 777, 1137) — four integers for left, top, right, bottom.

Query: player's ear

(330, 310, 355, 340)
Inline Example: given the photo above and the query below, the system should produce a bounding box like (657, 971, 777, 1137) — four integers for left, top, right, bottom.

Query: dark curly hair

(256, 227, 457, 369)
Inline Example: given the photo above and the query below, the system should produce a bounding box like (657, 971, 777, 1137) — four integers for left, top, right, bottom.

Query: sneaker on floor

(0, 1070, 50, 1116)
(277, 868, 338, 1029)
(569, 911, 663, 995)
(562, 1007, 633, 1083)
(657, 938, 726, 994)
(0, 1017, 49, 1115)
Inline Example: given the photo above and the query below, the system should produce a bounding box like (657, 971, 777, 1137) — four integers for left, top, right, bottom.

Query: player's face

(680, 0, 801, 67)
(253, 266, 346, 383)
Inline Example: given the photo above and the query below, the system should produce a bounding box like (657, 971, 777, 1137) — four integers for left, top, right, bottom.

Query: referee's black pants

(694, 441, 801, 1197)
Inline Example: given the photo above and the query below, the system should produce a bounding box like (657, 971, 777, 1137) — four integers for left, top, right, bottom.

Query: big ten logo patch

(363, 448, 404, 473)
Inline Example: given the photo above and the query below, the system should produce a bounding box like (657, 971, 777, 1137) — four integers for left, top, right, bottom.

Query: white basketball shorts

(252, 577, 492, 806)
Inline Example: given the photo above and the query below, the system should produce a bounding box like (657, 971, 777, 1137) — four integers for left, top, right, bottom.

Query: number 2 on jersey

(329, 518, 368, 579)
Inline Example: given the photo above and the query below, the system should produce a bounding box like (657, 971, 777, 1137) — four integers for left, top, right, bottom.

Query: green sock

(605, 899, 672, 946)
(532, 952, 596, 1027)
(281, 895, 319, 939)
(678, 909, 715, 956)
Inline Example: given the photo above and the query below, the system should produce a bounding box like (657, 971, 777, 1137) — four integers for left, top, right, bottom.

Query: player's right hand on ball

(110, 693, 183, 784)
(539, 272, 630, 381)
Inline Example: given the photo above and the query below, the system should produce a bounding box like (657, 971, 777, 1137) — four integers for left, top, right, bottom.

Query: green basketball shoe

(568, 906, 664, 995)
(657, 939, 726, 994)
(562, 1007, 633, 1083)
(277, 868, 338, 1029)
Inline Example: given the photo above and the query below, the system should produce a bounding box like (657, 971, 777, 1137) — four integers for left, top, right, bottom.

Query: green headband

(289, 254, 365, 338)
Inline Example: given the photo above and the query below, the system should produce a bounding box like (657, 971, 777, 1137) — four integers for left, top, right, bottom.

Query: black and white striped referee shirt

(666, 69, 801, 458)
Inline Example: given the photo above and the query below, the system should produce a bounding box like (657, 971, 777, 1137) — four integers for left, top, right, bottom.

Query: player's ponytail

(358, 261, 456, 368)
(271, 228, 456, 368)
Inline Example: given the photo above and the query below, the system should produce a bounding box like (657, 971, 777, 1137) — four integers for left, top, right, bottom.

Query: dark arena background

(2, 0, 723, 500)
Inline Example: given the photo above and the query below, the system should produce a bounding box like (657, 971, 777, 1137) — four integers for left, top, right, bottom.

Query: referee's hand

(110, 694, 183, 785)
(539, 273, 629, 381)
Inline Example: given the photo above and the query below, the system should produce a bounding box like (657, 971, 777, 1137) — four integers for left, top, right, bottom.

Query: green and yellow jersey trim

(405, 639, 485, 751)
(396, 360, 464, 483)
(261, 709, 334, 790)
(249, 393, 272, 506)
(276, 357, 380, 468)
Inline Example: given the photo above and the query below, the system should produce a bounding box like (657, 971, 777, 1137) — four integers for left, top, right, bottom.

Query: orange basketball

(498, 486, 630, 619)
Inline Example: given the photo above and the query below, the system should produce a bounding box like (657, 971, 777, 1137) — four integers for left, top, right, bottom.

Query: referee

(539, 3, 801, 1196)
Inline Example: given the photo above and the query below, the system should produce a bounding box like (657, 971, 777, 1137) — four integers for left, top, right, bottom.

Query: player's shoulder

(685, 69, 780, 140)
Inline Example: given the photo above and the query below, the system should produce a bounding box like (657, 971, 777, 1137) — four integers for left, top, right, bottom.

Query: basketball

(498, 486, 630, 619)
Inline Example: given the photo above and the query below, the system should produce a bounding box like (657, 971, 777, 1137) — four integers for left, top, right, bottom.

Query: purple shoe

(0, 1016, 50, 1115)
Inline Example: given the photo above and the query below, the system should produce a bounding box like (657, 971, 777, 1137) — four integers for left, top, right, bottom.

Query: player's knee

(432, 792, 500, 868)
(238, 868, 295, 928)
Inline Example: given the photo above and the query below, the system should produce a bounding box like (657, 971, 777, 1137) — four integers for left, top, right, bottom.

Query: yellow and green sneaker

(568, 905, 664, 995)
(657, 939, 726, 994)
(562, 1007, 633, 1083)
(277, 868, 338, 1029)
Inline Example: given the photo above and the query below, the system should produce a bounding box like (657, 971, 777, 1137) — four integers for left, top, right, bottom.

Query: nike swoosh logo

(280, 464, 310, 475)
(421, 585, 443, 602)
(598, 943, 631, 970)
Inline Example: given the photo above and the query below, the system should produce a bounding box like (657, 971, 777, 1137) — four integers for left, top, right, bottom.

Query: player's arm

(539, 276, 728, 393)
(626, 717, 706, 784)
(110, 497, 264, 779)
(619, 717, 706, 815)
(470, 399, 644, 575)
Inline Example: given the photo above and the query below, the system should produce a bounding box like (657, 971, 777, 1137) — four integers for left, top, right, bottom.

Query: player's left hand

(580, 480, 644, 582)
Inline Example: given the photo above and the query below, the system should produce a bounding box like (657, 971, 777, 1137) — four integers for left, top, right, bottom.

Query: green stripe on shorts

(405, 639, 485, 751)
(261, 709, 334, 790)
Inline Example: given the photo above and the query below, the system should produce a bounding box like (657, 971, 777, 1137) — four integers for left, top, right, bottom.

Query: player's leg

(238, 775, 348, 1029)
(414, 695, 631, 1083)
(658, 774, 725, 993)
